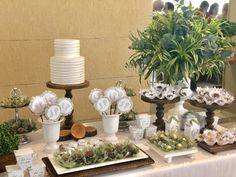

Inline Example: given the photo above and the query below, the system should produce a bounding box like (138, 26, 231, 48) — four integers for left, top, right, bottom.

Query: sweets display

(140, 83, 180, 100)
(190, 87, 234, 106)
(50, 39, 85, 85)
(0, 95, 30, 108)
(54, 141, 139, 169)
(148, 131, 196, 152)
(197, 129, 236, 146)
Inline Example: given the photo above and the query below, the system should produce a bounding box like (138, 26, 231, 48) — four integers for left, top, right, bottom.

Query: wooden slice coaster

(71, 122, 86, 140)
(58, 129, 71, 141)
(85, 126, 97, 137)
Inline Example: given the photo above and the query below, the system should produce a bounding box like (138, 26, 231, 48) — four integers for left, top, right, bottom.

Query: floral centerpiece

(89, 86, 133, 141)
(127, 1, 235, 118)
(126, 0, 233, 87)
(29, 91, 73, 122)
(89, 87, 133, 115)
(29, 91, 73, 152)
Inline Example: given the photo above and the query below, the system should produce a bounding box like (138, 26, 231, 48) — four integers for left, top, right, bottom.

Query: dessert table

(1, 121, 236, 177)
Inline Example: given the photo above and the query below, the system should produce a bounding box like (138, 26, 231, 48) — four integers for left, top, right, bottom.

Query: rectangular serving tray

(147, 142, 198, 163)
(198, 141, 236, 154)
(42, 148, 154, 177)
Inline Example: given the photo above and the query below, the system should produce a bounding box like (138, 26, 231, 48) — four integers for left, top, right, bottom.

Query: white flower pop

(89, 86, 133, 115)
(29, 91, 73, 122)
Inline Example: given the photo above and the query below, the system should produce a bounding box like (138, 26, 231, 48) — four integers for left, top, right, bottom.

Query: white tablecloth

(1, 121, 236, 177)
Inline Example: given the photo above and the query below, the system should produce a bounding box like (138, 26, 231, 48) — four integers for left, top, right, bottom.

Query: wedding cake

(50, 39, 85, 85)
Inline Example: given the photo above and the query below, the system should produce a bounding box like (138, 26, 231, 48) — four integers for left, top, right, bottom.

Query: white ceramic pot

(102, 114, 120, 141)
(168, 77, 192, 116)
(39, 118, 64, 153)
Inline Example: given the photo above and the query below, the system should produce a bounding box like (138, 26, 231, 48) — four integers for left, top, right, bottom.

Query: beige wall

(225, 0, 236, 114)
(0, 0, 153, 123)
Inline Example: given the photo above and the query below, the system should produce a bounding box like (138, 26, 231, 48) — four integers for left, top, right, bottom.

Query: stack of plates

(54, 39, 80, 57)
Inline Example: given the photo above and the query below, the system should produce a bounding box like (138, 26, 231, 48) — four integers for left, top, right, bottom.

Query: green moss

(0, 124, 19, 156)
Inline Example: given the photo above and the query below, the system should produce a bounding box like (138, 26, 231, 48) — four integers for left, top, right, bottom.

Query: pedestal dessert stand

(46, 80, 89, 129)
(0, 88, 31, 144)
(141, 95, 180, 131)
(189, 100, 233, 130)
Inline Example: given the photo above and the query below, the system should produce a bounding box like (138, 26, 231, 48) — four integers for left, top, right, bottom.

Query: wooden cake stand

(189, 100, 233, 130)
(46, 81, 89, 129)
(141, 95, 180, 131)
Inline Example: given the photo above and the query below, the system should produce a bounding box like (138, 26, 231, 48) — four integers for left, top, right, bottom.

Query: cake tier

(54, 39, 80, 57)
(50, 56, 85, 85)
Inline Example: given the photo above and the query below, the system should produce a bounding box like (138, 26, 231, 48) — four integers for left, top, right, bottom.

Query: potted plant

(126, 0, 234, 89)
(0, 124, 19, 172)
(221, 21, 236, 64)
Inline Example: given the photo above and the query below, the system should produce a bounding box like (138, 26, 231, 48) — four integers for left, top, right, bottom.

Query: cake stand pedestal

(141, 95, 180, 131)
(0, 88, 32, 145)
(189, 100, 233, 131)
(1, 105, 30, 145)
(46, 81, 89, 129)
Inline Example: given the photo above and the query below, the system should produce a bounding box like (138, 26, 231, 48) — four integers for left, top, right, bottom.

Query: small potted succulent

(89, 86, 133, 141)
(0, 124, 19, 172)
(29, 91, 73, 152)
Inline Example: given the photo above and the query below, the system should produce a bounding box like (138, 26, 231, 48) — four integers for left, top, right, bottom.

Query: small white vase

(168, 98, 188, 116)
(168, 77, 192, 116)
(102, 114, 120, 141)
(39, 118, 64, 153)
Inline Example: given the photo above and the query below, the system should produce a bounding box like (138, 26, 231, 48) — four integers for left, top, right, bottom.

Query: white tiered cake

(50, 39, 85, 85)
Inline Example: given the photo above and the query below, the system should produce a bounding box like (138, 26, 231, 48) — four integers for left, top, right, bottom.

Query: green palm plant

(126, 1, 233, 85)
